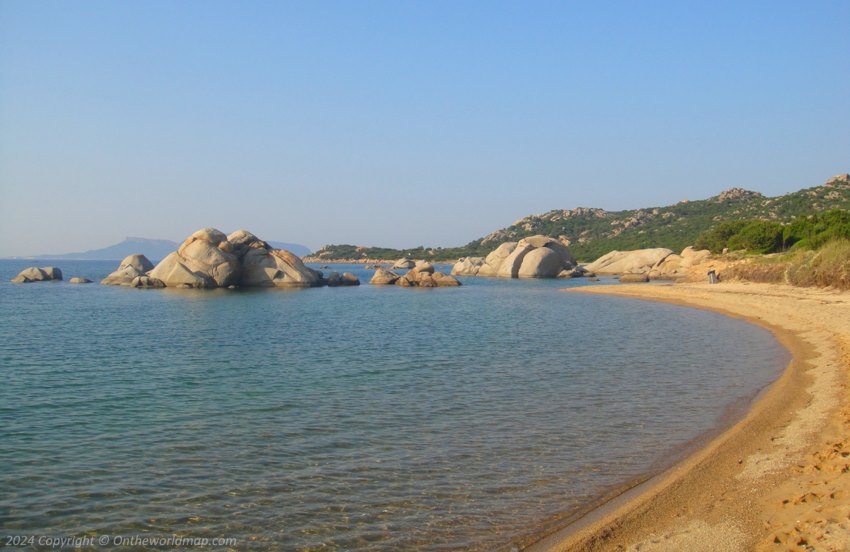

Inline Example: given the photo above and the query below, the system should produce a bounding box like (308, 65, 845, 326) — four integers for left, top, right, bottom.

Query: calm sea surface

(0, 260, 788, 550)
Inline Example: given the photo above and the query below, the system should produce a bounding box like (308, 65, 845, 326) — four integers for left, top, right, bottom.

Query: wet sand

(528, 281, 850, 551)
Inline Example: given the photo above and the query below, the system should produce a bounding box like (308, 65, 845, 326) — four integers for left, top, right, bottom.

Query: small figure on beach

(707, 269, 719, 284)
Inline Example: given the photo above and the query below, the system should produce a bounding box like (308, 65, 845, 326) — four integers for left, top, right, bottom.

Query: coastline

(526, 281, 850, 551)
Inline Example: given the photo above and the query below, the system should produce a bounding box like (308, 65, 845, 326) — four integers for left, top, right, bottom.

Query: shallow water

(0, 260, 788, 550)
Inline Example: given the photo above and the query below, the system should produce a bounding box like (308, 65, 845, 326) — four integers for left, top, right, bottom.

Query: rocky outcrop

(69, 277, 93, 284)
(10, 266, 62, 283)
(149, 228, 241, 288)
(392, 258, 415, 269)
(102, 228, 329, 289)
(370, 266, 461, 287)
(451, 257, 484, 276)
(233, 230, 323, 288)
(715, 188, 764, 203)
(100, 254, 155, 286)
(517, 247, 564, 278)
(452, 235, 576, 279)
(648, 246, 712, 280)
(412, 260, 434, 273)
(477, 242, 518, 277)
(584, 248, 673, 275)
(370, 268, 400, 285)
(496, 242, 535, 278)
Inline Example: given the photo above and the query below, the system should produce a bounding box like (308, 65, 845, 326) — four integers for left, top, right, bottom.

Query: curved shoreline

(526, 281, 850, 551)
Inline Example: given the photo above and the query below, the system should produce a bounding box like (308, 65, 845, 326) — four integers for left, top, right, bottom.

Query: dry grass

(725, 239, 850, 290)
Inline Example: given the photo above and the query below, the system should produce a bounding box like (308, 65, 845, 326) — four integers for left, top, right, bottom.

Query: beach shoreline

(525, 281, 850, 551)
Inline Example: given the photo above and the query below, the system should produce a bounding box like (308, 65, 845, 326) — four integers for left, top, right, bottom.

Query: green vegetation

(694, 210, 850, 254)
(693, 221, 749, 253)
(308, 175, 850, 262)
(782, 209, 850, 250)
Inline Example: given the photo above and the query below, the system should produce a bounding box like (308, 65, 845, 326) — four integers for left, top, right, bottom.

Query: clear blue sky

(1, 1, 848, 255)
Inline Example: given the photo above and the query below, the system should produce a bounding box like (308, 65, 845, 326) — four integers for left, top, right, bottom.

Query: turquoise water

(0, 260, 787, 550)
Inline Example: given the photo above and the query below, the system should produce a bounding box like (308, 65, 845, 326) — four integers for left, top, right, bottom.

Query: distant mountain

(32, 237, 180, 262)
(309, 173, 850, 262)
(27, 237, 311, 262)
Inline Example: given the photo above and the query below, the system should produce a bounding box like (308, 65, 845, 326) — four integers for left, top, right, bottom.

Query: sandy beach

(528, 281, 850, 551)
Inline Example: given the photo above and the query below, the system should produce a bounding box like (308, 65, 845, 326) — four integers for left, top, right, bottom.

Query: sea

(0, 260, 788, 551)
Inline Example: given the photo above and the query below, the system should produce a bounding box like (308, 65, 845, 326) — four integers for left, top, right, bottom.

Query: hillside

(309, 173, 850, 262)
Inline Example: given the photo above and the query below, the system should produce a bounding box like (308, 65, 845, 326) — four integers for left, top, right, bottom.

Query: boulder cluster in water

(98, 228, 359, 289)
(2, 228, 343, 289)
(370, 261, 461, 287)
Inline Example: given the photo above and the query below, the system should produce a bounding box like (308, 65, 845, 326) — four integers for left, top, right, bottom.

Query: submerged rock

(327, 272, 360, 287)
(618, 273, 650, 283)
(69, 277, 93, 284)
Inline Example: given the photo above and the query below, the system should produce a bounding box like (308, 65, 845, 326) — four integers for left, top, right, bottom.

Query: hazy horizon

(2, 1, 848, 257)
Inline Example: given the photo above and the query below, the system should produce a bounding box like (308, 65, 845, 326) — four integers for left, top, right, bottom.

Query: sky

(1, 1, 848, 256)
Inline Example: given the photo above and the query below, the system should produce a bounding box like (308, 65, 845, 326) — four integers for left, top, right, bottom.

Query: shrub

(785, 210, 850, 250)
(726, 221, 783, 254)
(693, 221, 749, 253)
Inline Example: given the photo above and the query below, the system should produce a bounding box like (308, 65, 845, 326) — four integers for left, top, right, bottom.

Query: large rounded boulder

(451, 257, 484, 276)
(148, 228, 240, 288)
(231, 229, 323, 288)
(517, 247, 564, 278)
(476, 242, 518, 277)
(456, 235, 575, 279)
(101, 254, 155, 286)
(392, 258, 415, 269)
(584, 248, 673, 275)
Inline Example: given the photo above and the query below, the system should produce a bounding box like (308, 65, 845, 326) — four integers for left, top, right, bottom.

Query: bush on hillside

(694, 210, 850, 255)
(784, 210, 850, 250)
(693, 221, 749, 253)
(726, 221, 783, 254)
